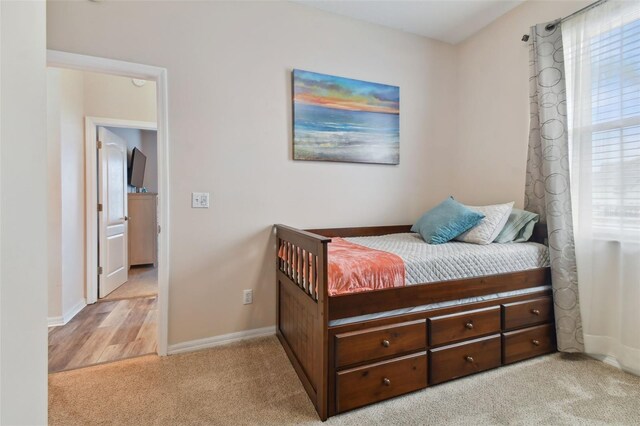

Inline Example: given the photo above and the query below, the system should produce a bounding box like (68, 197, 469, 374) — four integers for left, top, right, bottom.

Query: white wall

(0, 1, 49, 424)
(59, 69, 86, 317)
(84, 71, 157, 122)
(47, 67, 87, 324)
(453, 0, 591, 207)
(47, 69, 64, 319)
(47, 0, 458, 345)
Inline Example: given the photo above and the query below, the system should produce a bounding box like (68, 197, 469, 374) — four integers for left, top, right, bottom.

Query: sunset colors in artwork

(293, 70, 399, 114)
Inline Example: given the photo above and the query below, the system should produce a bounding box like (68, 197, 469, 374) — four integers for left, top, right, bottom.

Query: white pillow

(455, 202, 514, 245)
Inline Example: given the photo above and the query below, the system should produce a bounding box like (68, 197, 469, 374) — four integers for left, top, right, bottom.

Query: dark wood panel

(278, 279, 318, 392)
(429, 306, 500, 346)
(329, 268, 551, 320)
(429, 334, 501, 385)
(276, 224, 331, 246)
(307, 223, 547, 241)
(502, 323, 556, 364)
(276, 331, 317, 405)
(306, 225, 412, 238)
(328, 290, 552, 335)
(336, 352, 427, 413)
(502, 296, 553, 330)
(335, 320, 426, 367)
(275, 225, 330, 420)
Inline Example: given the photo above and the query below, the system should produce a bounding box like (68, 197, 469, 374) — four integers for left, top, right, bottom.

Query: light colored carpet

(49, 336, 640, 425)
(102, 266, 158, 301)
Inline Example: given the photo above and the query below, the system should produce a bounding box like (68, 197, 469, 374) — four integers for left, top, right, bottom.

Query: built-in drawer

(502, 296, 553, 330)
(336, 352, 427, 413)
(428, 334, 501, 385)
(502, 323, 556, 364)
(428, 306, 501, 346)
(335, 320, 426, 367)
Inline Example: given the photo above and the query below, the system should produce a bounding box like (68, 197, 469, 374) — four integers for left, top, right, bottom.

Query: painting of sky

(293, 70, 400, 165)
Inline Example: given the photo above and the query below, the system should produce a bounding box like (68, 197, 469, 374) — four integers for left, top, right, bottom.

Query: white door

(98, 127, 129, 298)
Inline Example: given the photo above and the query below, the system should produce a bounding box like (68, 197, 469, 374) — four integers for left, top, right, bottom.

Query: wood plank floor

(102, 265, 158, 301)
(48, 296, 157, 373)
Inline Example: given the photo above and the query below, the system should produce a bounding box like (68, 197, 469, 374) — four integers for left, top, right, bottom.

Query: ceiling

(293, 0, 526, 44)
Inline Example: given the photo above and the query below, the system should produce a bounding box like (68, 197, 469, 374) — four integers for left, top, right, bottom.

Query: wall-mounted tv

(129, 147, 147, 188)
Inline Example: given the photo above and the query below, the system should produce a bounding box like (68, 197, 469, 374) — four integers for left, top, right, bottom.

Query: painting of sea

(292, 70, 400, 165)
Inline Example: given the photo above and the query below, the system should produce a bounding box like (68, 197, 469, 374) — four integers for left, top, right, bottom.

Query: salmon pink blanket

(327, 238, 405, 296)
(278, 238, 406, 296)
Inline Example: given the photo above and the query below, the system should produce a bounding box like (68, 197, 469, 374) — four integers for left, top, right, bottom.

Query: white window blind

(565, 2, 640, 240)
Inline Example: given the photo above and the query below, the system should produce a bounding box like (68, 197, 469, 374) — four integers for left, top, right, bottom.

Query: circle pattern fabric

(524, 22, 584, 353)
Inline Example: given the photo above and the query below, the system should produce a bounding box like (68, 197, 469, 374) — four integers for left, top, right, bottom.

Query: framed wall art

(292, 69, 400, 165)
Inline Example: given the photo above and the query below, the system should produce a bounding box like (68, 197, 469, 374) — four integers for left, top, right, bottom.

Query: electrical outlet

(243, 289, 253, 305)
(191, 192, 210, 208)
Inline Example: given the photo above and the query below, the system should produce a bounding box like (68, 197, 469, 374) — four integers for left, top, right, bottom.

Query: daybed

(275, 223, 555, 420)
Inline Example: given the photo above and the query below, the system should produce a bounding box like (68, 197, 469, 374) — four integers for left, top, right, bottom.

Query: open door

(98, 127, 129, 298)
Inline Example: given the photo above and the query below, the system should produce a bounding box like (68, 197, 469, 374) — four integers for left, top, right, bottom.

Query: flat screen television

(129, 147, 147, 188)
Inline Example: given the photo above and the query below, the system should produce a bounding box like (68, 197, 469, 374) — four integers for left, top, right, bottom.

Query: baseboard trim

(167, 325, 276, 355)
(47, 316, 64, 327)
(48, 298, 86, 327)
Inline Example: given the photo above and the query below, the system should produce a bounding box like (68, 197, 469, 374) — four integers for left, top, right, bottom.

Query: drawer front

(502, 323, 556, 364)
(429, 334, 501, 385)
(335, 320, 426, 367)
(502, 296, 553, 330)
(429, 306, 501, 346)
(336, 352, 427, 413)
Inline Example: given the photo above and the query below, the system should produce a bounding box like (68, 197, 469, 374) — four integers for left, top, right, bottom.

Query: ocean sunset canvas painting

(293, 70, 400, 165)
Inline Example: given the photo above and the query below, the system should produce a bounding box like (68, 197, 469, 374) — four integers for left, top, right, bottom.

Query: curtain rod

(521, 0, 608, 42)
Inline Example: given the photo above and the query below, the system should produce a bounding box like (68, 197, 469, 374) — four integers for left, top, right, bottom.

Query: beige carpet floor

(49, 336, 640, 425)
(102, 266, 158, 301)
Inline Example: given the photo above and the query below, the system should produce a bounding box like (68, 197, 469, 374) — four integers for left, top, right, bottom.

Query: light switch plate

(191, 192, 210, 208)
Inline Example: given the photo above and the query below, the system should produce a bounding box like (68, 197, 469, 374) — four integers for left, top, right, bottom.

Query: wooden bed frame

(275, 223, 554, 420)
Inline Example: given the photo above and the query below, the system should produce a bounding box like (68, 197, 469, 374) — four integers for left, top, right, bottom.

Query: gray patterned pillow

(455, 202, 514, 245)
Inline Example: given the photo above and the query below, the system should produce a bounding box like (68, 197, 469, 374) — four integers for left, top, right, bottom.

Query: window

(565, 5, 640, 239)
(590, 19, 640, 233)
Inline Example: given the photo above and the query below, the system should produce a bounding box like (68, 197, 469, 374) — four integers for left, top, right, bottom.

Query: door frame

(48, 50, 170, 356)
(89, 118, 157, 300)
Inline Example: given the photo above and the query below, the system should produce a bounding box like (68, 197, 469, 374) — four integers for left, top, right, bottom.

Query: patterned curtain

(525, 22, 584, 353)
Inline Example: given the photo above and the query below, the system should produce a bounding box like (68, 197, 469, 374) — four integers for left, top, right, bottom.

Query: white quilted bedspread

(345, 233, 550, 285)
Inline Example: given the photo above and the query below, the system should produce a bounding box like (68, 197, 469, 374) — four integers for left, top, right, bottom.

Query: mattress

(329, 285, 552, 326)
(345, 233, 550, 285)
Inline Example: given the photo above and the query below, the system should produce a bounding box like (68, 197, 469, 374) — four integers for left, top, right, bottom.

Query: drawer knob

(532, 339, 540, 346)
(465, 321, 474, 330)
(465, 355, 474, 363)
(381, 339, 390, 348)
(382, 377, 391, 386)
(531, 309, 540, 315)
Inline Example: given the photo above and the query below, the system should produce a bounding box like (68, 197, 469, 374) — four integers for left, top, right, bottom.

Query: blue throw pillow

(411, 197, 485, 244)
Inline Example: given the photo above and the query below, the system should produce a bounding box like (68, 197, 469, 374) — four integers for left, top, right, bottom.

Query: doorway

(100, 127, 159, 302)
(87, 119, 159, 303)
(46, 52, 169, 373)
